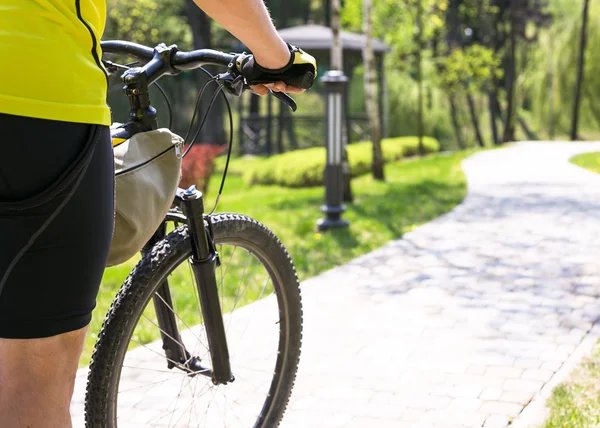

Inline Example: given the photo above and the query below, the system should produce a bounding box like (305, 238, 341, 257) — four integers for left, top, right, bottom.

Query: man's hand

(239, 45, 317, 96)
(192, 0, 316, 96)
(251, 82, 306, 96)
(250, 45, 306, 96)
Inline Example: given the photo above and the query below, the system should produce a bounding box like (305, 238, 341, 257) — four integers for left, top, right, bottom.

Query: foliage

(521, 0, 600, 136)
(103, 0, 600, 156)
(180, 143, 228, 193)
(342, 0, 446, 68)
(104, 0, 192, 49)
(243, 137, 440, 187)
(83, 148, 473, 366)
(438, 45, 502, 94)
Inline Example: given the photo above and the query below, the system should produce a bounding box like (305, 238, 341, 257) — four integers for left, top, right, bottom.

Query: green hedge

(243, 136, 440, 188)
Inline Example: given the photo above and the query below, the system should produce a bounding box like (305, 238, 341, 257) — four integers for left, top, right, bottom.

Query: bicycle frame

(106, 42, 234, 385)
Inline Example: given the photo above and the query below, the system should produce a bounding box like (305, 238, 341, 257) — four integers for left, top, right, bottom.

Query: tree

(442, 0, 551, 144)
(501, 2, 517, 143)
(330, 0, 355, 202)
(363, 0, 384, 180)
(331, 0, 343, 70)
(415, 0, 425, 155)
(570, 0, 590, 140)
(493, 0, 551, 142)
(185, 0, 227, 146)
(445, 0, 466, 147)
(439, 39, 500, 148)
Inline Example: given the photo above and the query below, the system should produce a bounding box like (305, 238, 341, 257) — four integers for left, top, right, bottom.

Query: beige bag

(107, 128, 183, 266)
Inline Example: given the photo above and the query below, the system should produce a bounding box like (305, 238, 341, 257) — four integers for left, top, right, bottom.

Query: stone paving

(72, 141, 600, 427)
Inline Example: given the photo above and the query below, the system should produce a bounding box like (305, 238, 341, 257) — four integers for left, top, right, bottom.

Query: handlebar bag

(108, 128, 183, 266)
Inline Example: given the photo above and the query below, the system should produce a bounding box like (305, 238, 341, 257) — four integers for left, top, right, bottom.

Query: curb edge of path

(510, 324, 600, 428)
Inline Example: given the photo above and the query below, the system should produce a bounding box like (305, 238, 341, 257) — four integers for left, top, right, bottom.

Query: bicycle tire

(85, 213, 302, 428)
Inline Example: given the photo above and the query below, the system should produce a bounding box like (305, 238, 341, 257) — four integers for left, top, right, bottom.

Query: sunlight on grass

(81, 149, 475, 367)
(570, 152, 600, 174)
(543, 341, 600, 428)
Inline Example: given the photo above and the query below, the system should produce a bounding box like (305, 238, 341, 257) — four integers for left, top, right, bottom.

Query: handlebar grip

(282, 72, 316, 91)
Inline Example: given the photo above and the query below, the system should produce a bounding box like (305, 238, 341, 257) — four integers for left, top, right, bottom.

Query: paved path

(72, 142, 600, 427)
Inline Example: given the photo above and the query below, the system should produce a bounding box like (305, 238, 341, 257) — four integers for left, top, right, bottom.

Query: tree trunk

(448, 95, 464, 150)
(416, 0, 425, 156)
(518, 115, 538, 141)
(185, 0, 226, 145)
(501, 5, 517, 144)
(488, 91, 500, 145)
(488, 3, 505, 144)
(446, 0, 462, 50)
(493, 93, 505, 126)
(331, 0, 342, 70)
(585, 89, 600, 128)
(467, 93, 485, 148)
(249, 94, 265, 155)
(548, 34, 555, 140)
(570, 0, 590, 141)
(278, 2, 289, 152)
(278, 0, 288, 28)
(363, 0, 384, 180)
(446, 0, 464, 150)
(331, 0, 353, 201)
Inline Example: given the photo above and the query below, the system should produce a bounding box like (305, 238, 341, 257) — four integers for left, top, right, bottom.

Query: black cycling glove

(238, 44, 317, 90)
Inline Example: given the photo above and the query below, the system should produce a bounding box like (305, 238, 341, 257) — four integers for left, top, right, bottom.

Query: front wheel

(85, 213, 303, 428)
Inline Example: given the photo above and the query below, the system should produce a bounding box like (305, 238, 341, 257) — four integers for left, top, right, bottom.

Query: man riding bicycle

(0, 1, 316, 426)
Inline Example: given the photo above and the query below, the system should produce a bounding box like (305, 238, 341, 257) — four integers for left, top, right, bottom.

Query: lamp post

(317, 70, 350, 231)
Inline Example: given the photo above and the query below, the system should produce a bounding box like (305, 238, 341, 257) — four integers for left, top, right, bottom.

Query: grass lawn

(570, 152, 600, 174)
(542, 341, 600, 428)
(81, 149, 475, 367)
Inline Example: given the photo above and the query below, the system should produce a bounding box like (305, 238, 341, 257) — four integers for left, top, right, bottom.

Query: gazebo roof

(278, 24, 389, 53)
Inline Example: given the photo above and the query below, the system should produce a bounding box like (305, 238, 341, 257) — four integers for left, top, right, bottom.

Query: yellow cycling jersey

(0, 0, 111, 126)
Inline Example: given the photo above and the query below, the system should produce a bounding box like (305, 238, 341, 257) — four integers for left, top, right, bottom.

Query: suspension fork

(179, 186, 233, 385)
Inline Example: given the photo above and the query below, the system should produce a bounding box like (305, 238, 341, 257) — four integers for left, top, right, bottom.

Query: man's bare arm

(192, 0, 289, 70)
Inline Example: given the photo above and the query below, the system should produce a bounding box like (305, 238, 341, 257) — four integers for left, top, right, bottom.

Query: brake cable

(180, 72, 234, 214)
(105, 59, 237, 215)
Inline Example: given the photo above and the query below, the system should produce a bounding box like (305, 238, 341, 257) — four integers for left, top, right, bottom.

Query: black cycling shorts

(0, 113, 114, 339)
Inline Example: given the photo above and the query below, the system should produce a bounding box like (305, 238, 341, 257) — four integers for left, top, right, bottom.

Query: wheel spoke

(128, 339, 195, 375)
(140, 313, 194, 357)
(153, 288, 208, 353)
(231, 276, 273, 356)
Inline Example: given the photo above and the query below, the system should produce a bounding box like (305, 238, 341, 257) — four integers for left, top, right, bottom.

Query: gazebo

(278, 24, 389, 73)
(237, 24, 389, 155)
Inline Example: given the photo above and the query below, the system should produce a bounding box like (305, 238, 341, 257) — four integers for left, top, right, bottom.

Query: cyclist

(0, 1, 316, 426)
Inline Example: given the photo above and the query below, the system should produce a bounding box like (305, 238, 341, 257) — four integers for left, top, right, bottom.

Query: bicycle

(84, 41, 304, 428)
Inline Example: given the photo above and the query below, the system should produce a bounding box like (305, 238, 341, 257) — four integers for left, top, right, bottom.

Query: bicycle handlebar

(101, 40, 297, 112)
(101, 41, 236, 71)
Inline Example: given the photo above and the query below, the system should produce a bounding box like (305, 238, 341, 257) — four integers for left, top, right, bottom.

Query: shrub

(243, 136, 440, 188)
(181, 143, 228, 193)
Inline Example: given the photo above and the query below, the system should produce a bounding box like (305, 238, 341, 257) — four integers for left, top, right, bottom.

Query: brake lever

(269, 90, 297, 112)
(217, 70, 298, 112)
(217, 72, 245, 96)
